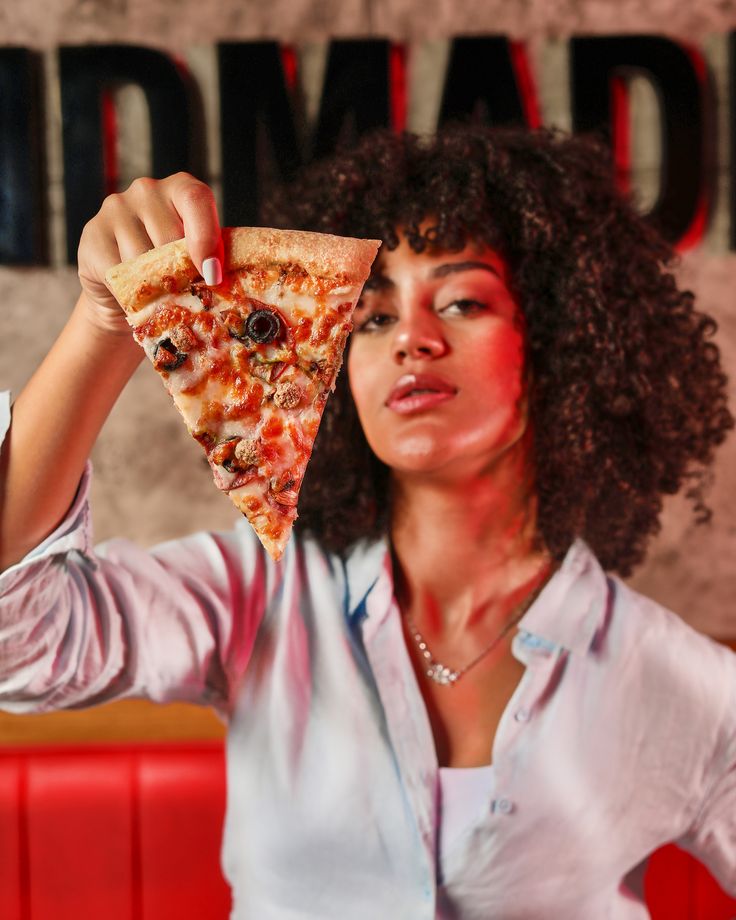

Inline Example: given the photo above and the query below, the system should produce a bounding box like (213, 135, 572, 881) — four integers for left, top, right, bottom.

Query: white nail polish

(202, 257, 222, 286)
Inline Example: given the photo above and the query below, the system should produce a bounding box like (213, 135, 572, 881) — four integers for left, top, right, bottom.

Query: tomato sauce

(245, 496, 262, 514)
(262, 416, 283, 439)
(294, 316, 313, 343)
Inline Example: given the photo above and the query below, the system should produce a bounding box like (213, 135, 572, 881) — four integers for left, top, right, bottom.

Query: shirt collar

(344, 535, 609, 657)
(516, 538, 610, 656)
(343, 534, 392, 622)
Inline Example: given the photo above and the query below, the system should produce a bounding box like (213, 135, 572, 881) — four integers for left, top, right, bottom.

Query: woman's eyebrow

(430, 260, 501, 280)
(364, 260, 501, 290)
(363, 273, 394, 291)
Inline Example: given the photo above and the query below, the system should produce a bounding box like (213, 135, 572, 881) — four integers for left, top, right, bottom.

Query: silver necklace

(403, 572, 550, 687)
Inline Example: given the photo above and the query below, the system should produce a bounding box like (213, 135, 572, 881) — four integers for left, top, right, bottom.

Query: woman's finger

(165, 172, 223, 285)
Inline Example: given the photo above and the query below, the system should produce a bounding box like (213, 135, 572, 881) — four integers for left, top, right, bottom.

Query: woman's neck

(389, 435, 551, 639)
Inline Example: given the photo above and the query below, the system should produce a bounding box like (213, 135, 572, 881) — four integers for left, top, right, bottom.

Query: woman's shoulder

(607, 571, 733, 660)
(603, 567, 736, 721)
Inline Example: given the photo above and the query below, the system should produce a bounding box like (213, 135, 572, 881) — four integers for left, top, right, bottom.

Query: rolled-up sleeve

(678, 647, 736, 895)
(0, 391, 272, 716)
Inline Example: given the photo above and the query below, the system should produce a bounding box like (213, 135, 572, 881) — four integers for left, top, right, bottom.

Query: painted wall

(1, 0, 735, 740)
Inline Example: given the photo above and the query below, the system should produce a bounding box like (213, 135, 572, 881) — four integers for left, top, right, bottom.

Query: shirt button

(514, 708, 530, 722)
(493, 797, 514, 815)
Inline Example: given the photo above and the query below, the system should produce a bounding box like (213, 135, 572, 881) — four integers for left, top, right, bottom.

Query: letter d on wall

(59, 46, 198, 263)
(0, 48, 44, 265)
(570, 36, 712, 248)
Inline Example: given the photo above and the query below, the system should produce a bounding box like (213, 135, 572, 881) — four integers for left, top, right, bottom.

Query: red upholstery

(0, 743, 231, 920)
(0, 742, 734, 919)
(646, 844, 736, 920)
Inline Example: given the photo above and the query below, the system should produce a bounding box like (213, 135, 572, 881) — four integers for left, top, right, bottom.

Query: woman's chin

(371, 434, 438, 468)
(372, 423, 529, 482)
(374, 434, 459, 477)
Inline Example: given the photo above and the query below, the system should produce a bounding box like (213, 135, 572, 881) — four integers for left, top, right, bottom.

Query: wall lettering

(59, 45, 200, 263)
(570, 36, 710, 248)
(0, 48, 45, 264)
(0, 35, 729, 264)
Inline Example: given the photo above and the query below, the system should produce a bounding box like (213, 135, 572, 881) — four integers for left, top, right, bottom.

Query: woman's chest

(226, 607, 699, 917)
(226, 657, 665, 920)
(413, 649, 528, 768)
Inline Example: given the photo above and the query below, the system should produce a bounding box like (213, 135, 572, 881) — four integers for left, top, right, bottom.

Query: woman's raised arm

(0, 172, 223, 571)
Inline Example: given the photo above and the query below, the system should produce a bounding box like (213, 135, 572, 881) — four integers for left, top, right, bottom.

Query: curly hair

(262, 125, 734, 576)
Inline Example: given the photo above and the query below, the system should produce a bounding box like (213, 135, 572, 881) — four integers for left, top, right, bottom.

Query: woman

(1, 125, 734, 918)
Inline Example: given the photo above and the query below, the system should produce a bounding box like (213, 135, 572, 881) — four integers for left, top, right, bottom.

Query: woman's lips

(385, 373, 458, 414)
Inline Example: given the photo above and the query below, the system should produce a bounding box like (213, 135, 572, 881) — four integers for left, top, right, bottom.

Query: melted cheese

(129, 269, 361, 556)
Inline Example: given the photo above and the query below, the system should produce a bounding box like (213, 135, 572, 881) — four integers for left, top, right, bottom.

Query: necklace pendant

(426, 663, 459, 686)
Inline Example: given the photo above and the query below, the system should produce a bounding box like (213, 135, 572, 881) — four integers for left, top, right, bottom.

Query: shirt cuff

(0, 391, 9, 444)
(0, 390, 94, 577)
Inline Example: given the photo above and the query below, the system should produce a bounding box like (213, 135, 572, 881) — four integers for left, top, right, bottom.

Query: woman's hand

(77, 172, 224, 336)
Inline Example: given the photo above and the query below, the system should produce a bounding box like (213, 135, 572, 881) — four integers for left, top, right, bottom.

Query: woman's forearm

(0, 293, 143, 570)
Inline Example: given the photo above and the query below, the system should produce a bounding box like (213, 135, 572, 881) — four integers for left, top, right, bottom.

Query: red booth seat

(0, 743, 232, 920)
(0, 742, 734, 919)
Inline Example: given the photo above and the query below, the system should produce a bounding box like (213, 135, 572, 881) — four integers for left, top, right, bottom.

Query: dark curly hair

(262, 125, 734, 576)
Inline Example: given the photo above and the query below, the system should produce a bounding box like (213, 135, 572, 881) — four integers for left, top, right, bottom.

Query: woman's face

(347, 234, 529, 481)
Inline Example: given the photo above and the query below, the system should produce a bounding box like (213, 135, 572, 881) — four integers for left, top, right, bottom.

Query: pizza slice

(105, 227, 380, 561)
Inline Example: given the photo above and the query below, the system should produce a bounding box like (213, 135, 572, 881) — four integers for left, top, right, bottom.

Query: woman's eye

(439, 299, 487, 316)
(354, 312, 396, 332)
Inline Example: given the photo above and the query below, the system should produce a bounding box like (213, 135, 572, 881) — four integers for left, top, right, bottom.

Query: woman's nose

(391, 313, 448, 362)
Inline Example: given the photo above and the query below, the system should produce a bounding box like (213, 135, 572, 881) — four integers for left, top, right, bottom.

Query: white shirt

(439, 766, 495, 866)
(1, 396, 735, 918)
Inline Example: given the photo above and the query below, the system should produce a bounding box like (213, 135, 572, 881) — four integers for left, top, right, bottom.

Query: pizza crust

(104, 244, 201, 314)
(225, 227, 380, 284)
(106, 227, 381, 314)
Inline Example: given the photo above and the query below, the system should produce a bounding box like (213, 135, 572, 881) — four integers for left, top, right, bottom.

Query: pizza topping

(234, 438, 260, 467)
(210, 436, 261, 474)
(193, 430, 216, 449)
(270, 488, 299, 507)
(279, 262, 309, 287)
(210, 438, 238, 468)
(245, 309, 282, 344)
(224, 310, 248, 341)
(293, 316, 313, 343)
(244, 496, 262, 514)
(153, 338, 187, 370)
(251, 358, 288, 384)
(169, 323, 197, 353)
(225, 305, 284, 346)
(262, 416, 283, 439)
(229, 470, 259, 491)
(272, 381, 302, 410)
(190, 281, 214, 308)
(269, 471, 299, 507)
(136, 303, 210, 341)
(310, 309, 343, 345)
(301, 357, 332, 385)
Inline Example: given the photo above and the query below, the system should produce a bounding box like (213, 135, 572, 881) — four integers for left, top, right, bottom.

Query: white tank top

(438, 765, 494, 866)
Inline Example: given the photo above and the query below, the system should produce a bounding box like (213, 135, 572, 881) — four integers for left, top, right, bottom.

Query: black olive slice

(153, 337, 187, 370)
(245, 309, 282, 344)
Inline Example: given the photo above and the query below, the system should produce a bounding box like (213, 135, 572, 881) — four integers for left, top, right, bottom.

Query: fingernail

(202, 257, 222, 286)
